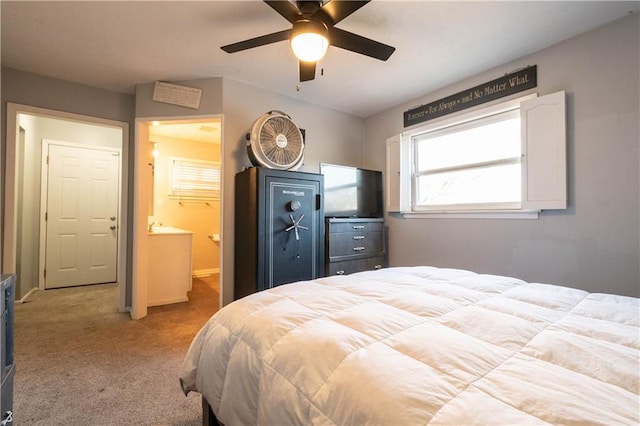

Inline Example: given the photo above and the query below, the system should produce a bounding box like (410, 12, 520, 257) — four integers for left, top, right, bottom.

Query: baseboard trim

(147, 296, 189, 307)
(193, 268, 219, 278)
(17, 287, 39, 304)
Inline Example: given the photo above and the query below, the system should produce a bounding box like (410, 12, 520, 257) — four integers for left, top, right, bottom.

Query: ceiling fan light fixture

(290, 20, 328, 62)
(221, 1, 395, 82)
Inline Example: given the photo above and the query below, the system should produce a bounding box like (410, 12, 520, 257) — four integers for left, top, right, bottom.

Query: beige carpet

(13, 276, 219, 425)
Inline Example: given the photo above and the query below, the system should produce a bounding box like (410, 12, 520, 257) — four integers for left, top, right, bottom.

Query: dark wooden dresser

(325, 218, 385, 276)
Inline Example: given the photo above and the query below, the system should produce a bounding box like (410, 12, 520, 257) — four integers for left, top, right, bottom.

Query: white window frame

(412, 107, 523, 212)
(169, 156, 220, 200)
(386, 91, 566, 219)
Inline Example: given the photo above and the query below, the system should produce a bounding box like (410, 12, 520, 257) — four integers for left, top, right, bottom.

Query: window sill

(397, 210, 539, 219)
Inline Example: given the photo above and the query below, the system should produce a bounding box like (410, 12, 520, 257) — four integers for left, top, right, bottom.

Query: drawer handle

(374, 264, 382, 270)
(352, 235, 365, 240)
(353, 246, 365, 251)
(352, 225, 365, 229)
(336, 270, 345, 275)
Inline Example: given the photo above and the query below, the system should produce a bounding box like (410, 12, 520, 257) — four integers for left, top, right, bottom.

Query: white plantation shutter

(386, 134, 412, 213)
(521, 91, 567, 210)
(170, 157, 220, 199)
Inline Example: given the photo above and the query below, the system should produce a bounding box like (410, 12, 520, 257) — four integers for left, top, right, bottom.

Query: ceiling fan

(221, 0, 396, 82)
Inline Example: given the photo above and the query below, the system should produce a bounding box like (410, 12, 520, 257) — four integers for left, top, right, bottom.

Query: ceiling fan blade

(299, 61, 316, 82)
(264, 0, 302, 24)
(328, 27, 395, 61)
(221, 29, 291, 53)
(316, 0, 369, 25)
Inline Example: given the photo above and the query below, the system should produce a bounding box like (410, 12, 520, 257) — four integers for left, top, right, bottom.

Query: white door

(45, 144, 120, 288)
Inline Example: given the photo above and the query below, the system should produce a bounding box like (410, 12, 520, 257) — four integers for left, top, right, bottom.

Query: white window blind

(170, 157, 220, 200)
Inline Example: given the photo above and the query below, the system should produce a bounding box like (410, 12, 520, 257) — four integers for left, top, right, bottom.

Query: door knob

(110, 225, 116, 230)
(110, 216, 116, 221)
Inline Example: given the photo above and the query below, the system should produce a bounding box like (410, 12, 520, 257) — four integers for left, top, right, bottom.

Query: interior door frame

(4, 103, 129, 312)
(40, 139, 122, 290)
(132, 114, 224, 320)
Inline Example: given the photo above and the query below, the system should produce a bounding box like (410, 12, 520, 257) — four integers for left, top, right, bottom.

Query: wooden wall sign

(403, 65, 537, 128)
(152, 81, 203, 110)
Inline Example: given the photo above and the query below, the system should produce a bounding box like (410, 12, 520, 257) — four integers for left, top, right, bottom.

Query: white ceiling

(1, 1, 637, 118)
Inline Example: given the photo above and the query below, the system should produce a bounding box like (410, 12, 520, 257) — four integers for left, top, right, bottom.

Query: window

(170, 157, 220, 200)
(414, 109, 521, 210)
(386, 91, 566, 217)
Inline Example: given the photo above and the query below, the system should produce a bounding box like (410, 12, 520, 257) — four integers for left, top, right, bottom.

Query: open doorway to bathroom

(135, 117, 223, 318)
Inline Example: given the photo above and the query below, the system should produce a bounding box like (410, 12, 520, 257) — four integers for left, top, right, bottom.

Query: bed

(179, 266, 639, 425)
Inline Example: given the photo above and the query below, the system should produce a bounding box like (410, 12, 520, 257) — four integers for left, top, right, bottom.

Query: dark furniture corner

(234, 167, 324, 299)
(1, 274, 15, 425)
(325, 217, 386, 276)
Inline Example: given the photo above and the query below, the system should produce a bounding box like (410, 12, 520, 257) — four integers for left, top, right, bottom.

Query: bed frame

(202, 396, 222, 426)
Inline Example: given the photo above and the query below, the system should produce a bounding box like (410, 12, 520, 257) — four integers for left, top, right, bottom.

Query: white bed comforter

(180, 266, 640, 425)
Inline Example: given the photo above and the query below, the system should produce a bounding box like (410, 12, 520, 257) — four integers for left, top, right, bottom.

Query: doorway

(132, 116, 223, 319)
(3, 103, 129, 311)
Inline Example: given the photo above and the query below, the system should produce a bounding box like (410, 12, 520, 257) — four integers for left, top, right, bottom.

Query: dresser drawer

(328, 220, 383, 234)
(327, 255, 385, 276)
(328, 231, 383, 258)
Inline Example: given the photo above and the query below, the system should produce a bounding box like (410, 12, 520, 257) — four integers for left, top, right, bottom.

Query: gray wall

(364, 14, 639, 297)
(12, 115, 122, 300)
(2, 71, 365, 309)
(0, 68, 135, 211)
(136, 77, 365, 305)
(1, 67, 135, 138)
(1, 66, 136, 300)
(3, 13, 637, 305)
(221, 78, 365, 305)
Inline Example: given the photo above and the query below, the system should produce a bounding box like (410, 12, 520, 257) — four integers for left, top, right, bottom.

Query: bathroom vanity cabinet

(147, 227, 193, 306)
